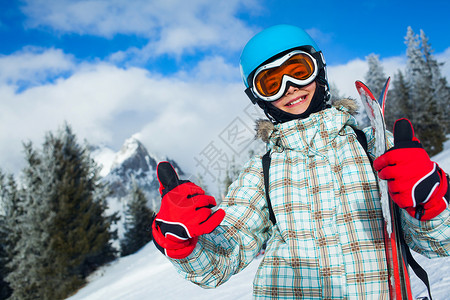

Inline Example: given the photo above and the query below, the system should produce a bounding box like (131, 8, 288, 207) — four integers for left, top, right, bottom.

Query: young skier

(152, 24, 450, 299)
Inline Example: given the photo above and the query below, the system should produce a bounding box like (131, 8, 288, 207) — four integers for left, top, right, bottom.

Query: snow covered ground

(68, 140, 450, 300)
(67, 243, 259, 300)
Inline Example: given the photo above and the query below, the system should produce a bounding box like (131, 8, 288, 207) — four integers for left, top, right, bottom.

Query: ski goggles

(250, 50, 321, 102)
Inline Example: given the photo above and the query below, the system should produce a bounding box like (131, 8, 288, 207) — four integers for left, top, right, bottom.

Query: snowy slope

(67, 243, 260, 300)
(410, 137, 450, 299)
(68, 141, 450, 300)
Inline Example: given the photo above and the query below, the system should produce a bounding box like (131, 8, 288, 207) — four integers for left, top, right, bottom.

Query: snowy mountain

(103, 137, 160, 202)
(90, 136, 185, 242)
(70, 139, 450, 300)
(91, 136, 185, 209)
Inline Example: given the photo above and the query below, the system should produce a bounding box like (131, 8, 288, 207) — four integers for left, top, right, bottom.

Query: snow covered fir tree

(120, 181, 154, 257)
(0, 124, 118, 300)
(365, 54, 387, 99)
(364, 27, 449, 156)
(0, 172, 18, 300)
(0, 124, 164, 299)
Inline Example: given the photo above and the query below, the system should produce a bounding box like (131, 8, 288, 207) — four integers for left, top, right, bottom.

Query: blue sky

(0, 0, 449, 184)
(2, 1, 448, 71)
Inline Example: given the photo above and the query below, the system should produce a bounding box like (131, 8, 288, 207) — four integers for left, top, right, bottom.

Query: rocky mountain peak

(102, 137, 159, 201)
(110, 137, 157, 177)
(91, 135, 186, 215)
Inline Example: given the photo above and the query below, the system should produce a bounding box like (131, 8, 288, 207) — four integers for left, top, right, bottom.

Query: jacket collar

(267, 104, 358, 154)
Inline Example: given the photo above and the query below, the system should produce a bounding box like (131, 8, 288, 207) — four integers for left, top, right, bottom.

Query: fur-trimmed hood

(255, 98, 359, 143)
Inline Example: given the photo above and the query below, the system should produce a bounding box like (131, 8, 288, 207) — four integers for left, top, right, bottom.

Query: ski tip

(383, 77, 391, 91)
(355, 80, 369, 91)
(355, 80, 376, 101)
(377, 77, 392, 112)
(355, 80, 364, 88)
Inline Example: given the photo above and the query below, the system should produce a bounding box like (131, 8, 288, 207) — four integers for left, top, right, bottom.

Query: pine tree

(0, 215, 9, 300)
(420, 30, 450, 136)
(387, 70, 410, 130)
(403, 27, 446, 155)
(0, 223, 10, 300)
(6, 124, 117, 300)
(365, 54, 387, 98)
(120, 181, 154, 256)
(437, 78, 450, 134)
(45, 124, 117, 298)
(404, 26, 423, 126)
(6, 142, 55, 300)
(0, 171, 8, 299)
(0, 170, 17, 300)
(361, 54, 388, 129)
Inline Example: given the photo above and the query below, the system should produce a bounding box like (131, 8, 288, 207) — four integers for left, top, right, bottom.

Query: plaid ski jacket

(169, 104, 450, 299)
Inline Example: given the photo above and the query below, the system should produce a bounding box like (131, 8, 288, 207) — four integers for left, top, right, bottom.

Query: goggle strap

(245, 87, 259, 104)
(312, 51, 325, 69)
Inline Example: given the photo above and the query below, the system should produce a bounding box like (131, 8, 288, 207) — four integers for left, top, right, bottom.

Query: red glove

(152, 162, 225, 259)
(373, 118, 449, 220)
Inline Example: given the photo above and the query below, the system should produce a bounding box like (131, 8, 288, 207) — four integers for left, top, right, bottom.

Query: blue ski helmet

(240, 24, 323, 89)
(239, 24, 330, 124)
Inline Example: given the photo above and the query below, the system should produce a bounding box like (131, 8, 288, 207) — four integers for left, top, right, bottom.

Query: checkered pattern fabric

(169, 106, 450, 299)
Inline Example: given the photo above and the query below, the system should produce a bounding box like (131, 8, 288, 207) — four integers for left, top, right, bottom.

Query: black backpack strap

(353, 127, 374, 165)
(354, 127, 368, 151)
(262, 150, 276, 225)
(395, 205, 433, 300)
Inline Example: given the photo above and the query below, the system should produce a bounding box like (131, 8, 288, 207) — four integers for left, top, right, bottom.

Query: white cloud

(328, 58, 367, 99)
(21, 0, 158, 37)
(1, 36, 448, 185)
(0, 47, 75, 86)
(327, 55, 405, 120)
(328, 55, 407, 100)
(0, 52, 248, 178)
(20, 0, 257, 60)
(174, 55, 241, 83)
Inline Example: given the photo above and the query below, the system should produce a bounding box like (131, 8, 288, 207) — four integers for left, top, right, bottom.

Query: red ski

(356, 78, 413, 300)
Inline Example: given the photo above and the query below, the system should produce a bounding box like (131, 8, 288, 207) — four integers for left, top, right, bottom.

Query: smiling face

(271, 81, 316, 115)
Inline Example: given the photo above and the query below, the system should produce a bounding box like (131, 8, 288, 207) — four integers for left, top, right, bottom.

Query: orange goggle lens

(254, 53, 316, 98)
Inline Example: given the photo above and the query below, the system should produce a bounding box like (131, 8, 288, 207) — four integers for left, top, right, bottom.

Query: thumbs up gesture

(152, 162, 225, 259)
(373, 118, 449, 220)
